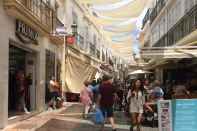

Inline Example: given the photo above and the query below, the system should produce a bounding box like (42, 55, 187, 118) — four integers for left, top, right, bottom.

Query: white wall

(63, 0, 103, 59)
(150, 0, 197, 46)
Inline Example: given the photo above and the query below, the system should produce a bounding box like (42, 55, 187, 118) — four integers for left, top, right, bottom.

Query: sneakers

(24, 107, 30, 114)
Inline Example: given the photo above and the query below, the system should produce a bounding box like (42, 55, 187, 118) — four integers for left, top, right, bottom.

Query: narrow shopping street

(3, 103, 158, 131)
(1, 0, 197, 130)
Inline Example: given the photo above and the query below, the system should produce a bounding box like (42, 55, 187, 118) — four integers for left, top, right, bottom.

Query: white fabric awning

(128, 69, 152, 75)
(141, 46, 197, 59)
(81, 0, 121, 5)
(79, 0, 152, 63)
(91, 0, 147, 18)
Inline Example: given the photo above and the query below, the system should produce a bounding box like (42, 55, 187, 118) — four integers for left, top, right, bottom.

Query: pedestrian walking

(173, 84, 191, 99)
(80, 81, 93, 119)
(127, 79, 145, 131)
(143, 79, 152, 102)
(89, 79, 100, 110)
(98, 75, 117, 131)
(48, 77, 60, 110)
(152, 80, 164, 100)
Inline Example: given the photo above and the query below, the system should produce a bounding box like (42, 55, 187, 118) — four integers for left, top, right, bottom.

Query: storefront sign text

(16, 20, 38, 44)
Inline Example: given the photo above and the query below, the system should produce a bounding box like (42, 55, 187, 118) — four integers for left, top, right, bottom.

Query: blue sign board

(172, 99, 197, 131)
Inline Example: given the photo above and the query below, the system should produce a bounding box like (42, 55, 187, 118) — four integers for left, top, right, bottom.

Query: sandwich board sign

(158, 100, 173, 131)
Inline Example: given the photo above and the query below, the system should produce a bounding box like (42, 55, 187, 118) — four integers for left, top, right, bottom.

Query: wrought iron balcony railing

(89, 42, 96, 56)
(96, 49, 100, 59)
(4, 0, 54, 34)
(153, 4, 197, 47)
(149, 0, 166, 24)
(142, 9, 150, 29)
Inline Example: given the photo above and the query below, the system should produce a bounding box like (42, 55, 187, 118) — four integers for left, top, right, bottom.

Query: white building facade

(140, 0, 197, 83)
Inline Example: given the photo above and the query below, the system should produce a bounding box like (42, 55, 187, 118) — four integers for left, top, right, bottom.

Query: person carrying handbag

(127, 79, 145, 131)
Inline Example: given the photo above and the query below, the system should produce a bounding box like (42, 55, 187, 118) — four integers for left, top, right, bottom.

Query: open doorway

(9, 44, 36, 117)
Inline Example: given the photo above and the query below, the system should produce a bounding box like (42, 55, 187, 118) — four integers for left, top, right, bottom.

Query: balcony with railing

(102, 51, 105, 62)
(153, 4, 197, 47)
(4, 0, 54, 34)
(96, 49, 100, 59)
(142, 9, 150, 29)
(89, 42, 96, 56)
(149, 0, 166, 24)
(50, 16, 65, 45)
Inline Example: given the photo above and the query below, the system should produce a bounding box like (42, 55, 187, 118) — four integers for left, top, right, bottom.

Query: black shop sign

(16, 20, 38, 44)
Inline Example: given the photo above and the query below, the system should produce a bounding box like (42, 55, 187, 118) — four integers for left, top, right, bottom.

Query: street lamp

(71, 24, 78, 36)
(54, 24, 78, 101)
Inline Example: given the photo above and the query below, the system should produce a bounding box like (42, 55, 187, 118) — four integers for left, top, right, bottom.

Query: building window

(56, 60, 61, 83)
(102, 50, 105, 61)
(85, 26, 89, 50)
(96, 49, 100, 59)
(77, 34, 84, 49)
(89, 42, 95, 55)
(90, 34, 97, 56)
(72, 11, 78, 25)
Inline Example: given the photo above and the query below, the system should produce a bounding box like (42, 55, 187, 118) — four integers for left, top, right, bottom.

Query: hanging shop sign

(16, 20, 38, 44)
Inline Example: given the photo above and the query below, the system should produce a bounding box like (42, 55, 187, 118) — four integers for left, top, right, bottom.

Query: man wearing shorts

(98, 75, 117, 131)
(48, 77, 60, 109)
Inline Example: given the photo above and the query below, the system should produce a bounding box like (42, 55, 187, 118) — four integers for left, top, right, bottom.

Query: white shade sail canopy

(81, 0, 121, 5)
(92, 0, 147, 18)
(79, 0, 152, 63)
(128, 69, 153, 75)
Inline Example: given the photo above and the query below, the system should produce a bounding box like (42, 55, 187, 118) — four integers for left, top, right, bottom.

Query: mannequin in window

(16, 70, 30, 114)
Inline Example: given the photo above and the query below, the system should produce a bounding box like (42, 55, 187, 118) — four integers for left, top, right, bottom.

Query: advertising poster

(172, 99, 197, 131)
(158, 100, 173, 131)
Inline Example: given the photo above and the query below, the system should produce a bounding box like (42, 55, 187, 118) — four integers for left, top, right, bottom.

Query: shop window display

(9, 45, 31, 115)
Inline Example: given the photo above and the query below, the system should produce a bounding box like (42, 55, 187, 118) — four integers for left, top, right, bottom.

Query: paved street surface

(3, 103, 158, 131)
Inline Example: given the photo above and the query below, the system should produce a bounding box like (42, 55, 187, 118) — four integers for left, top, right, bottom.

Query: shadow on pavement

(36, 119, 113, 131)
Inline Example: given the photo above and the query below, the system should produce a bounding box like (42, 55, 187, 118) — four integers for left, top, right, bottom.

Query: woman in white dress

(127, 79, 145, 131)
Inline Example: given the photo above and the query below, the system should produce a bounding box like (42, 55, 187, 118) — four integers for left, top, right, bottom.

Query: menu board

(172, 99, 197, 131)
(158, 100, 173, 131)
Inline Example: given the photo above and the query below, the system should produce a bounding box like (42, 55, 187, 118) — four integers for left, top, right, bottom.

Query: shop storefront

(162, 59, 197, 97)
(9, 44, 37, 115)
(8, 20, 39, 116)
(0, 10, 61, 129)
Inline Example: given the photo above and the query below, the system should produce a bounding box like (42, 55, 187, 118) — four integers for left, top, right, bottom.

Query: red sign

(66, 36, 75, 44)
